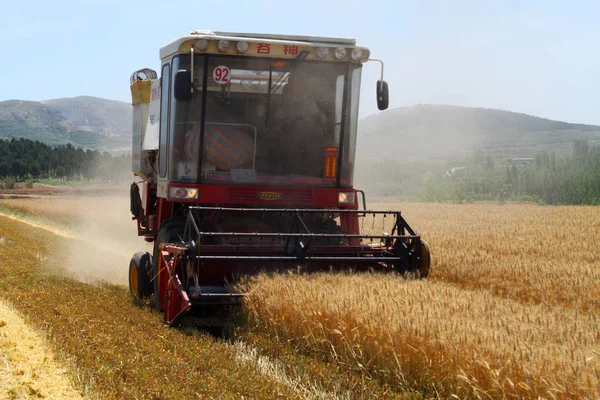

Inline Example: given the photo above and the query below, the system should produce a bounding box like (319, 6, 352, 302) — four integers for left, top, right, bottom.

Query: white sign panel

(143, 79, 161, 150)
(213, 66, 231, 85)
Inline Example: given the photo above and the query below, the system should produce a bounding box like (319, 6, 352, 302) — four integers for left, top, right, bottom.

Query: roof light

(236, 41, 249, 53)
(195, 39, 209, 51)
(334, 47, 347, 59)
(351, 48, 363, 61)
(217, 40, 230, 52)
(316, 47, 329, 59)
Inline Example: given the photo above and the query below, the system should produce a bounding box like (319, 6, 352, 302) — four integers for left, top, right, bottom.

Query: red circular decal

(213, 66, 230, 85)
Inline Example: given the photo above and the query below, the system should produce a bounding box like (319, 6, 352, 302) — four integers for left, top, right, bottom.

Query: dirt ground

(0, 183, 128, 198)
(0, 185, 141, 399)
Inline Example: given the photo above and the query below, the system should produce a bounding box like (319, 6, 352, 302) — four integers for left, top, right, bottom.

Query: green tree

(56, 165, 66, 178)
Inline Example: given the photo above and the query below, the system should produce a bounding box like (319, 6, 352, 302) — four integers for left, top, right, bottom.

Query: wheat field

(242, 202, 600, 399)
(1, 196, 599, 398)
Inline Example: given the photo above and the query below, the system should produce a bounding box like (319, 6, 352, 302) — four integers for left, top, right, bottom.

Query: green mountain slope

(0, 100, 73, 145)
(41, 96, 131, 137)
(0, 97, 131, 151)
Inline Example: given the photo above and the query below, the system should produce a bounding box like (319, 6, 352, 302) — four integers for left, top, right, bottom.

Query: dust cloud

(46, 190, 152, 286)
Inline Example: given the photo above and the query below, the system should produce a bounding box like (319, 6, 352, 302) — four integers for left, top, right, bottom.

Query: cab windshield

(168, 55, 361, 187)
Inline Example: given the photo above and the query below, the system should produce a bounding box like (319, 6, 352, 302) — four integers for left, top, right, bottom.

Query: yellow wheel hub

(129, 262, 138, 295)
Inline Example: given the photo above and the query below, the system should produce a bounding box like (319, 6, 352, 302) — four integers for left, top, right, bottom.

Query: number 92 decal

(213, 66, 230, 85)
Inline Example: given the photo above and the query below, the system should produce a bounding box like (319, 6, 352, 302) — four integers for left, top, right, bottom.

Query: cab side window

(158, 64, 170, 177)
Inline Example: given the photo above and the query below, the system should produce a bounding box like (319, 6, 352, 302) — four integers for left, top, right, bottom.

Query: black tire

(409, 240, 431, 279)
(129, 251, 152, 300)
(395, 240, 431, 279)
(152, 218, 186, 311)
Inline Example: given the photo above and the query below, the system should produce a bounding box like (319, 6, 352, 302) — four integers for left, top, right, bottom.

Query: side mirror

(376, 80, 389, 110)
(174, 69, 192, 101)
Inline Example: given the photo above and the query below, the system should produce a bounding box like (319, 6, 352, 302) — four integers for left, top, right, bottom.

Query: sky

(1, 0, 599, 124)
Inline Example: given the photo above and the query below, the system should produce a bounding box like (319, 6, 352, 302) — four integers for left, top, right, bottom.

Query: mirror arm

(368, 58, 385, 90)
(190, 47, 195, 94)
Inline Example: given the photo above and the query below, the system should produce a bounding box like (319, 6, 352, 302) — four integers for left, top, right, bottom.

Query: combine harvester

(128, 31, 430, 325)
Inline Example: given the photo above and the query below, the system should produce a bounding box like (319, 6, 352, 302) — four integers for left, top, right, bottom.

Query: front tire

(396, 240, 431, 279)
(408, 240, 431, 279)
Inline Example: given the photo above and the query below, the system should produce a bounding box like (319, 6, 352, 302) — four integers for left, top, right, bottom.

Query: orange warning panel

(324, 147, 339, 183)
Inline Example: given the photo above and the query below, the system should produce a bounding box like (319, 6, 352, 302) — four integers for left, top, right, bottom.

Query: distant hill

(0, 100, 73, 145)
(41, 96, 131, 137)
(357, 105, 600, 164)
(0, 97, 131, 151)
(2, 99, 598, 161)
(355, 105, 600, 197)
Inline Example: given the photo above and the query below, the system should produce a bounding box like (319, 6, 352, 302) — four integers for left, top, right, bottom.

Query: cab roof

(159, 30, 365, 60)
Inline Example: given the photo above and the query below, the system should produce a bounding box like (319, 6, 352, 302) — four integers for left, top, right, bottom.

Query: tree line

(2, 136, 598, 205)
(0, 137, 132, 185)
(420, 139, 600, 205)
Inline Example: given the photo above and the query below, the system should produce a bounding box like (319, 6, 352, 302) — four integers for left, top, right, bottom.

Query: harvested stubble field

(0, 193, 401, 399)
(0, 194, 599, 399)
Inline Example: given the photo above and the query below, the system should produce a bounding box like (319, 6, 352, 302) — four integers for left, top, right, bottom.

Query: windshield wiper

(269, 71, 290, 95)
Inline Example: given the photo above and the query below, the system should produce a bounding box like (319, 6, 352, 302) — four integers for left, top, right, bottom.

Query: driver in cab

(269, 69, 329, 176)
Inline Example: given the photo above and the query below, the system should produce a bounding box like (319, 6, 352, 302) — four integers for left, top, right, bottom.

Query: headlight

(351, 48, 363, 61)
(338, 192, 355, 204)
(236, 41, 249, 53)
(169, 187, 199, 200)
(316, 47, 329, 59)
(195, 39, 209, 51)
(217, 40, 230, 52)
(334, 47, 347, 59)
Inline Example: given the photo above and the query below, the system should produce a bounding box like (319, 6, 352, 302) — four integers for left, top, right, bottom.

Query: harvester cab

(128, 31, 430, 325)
